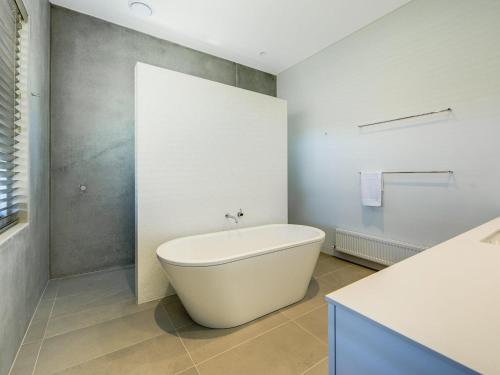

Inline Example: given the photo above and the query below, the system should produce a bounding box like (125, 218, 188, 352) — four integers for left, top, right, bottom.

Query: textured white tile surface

(135, 63, 287, 303)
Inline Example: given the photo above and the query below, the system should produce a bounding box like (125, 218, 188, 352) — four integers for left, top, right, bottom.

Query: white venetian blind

(0, 0, 28, 232)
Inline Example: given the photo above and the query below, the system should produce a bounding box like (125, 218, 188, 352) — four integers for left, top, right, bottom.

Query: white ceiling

(49, 0, 411, 74)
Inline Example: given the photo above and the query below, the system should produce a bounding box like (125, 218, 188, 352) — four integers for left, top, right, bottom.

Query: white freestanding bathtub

(156, 224, 325, 328)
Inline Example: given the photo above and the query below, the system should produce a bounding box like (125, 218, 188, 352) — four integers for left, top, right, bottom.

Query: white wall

(135, 63, 287, 303)
(278, 0, 500, 251)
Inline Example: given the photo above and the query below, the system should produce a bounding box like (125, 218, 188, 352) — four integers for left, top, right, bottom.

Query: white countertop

(326, 217, 500, 374)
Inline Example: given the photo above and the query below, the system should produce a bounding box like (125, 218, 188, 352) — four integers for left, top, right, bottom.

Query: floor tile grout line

(195, 320, 291, 368)
(282, 299, 327, 321)
(52, 272, 134, 301)
(45, 284, 59, 328)
(53, 286, 133, 306)
(44, 300, 161, 341)
(299, 356, 328, 375)
(7, 280, 51, 375)
(55, 284, 127, 299)
(194, 306, 328, 369)
(292, 319, 328, 347)
(31, 286, 168, 374)
(47, 296, 137, 325)
(316, 264, 358, 280)
(171, 320, 196, 331)
(37, 331, 168, 374)
(174, 299, 328, 369)
(173, 330, 200, 375)
(194, 316, 292, 368)
(291, 303, 326, 322)
(29, 259, 340, 375)
(49, 265, 134, 282)
(51, 287, 134, 318)
(44, 297, 155, 339)
(160, 304, 200, 375)
(315, 266, 351, 278)
(33, 294, 328, 375)
(173, 367, 197, 375)
(31, 284, 59, 375)
(317, 255, 356, 267)
(315, 261, 354, 277)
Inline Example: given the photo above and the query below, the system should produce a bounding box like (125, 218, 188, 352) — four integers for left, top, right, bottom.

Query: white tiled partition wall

(135, 63, 287, 303)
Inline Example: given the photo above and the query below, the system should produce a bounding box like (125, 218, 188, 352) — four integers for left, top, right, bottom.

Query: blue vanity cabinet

(327, 303, 477, 375)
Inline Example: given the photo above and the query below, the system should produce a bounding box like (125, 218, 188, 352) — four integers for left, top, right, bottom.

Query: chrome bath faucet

(225, 209, 244, 223)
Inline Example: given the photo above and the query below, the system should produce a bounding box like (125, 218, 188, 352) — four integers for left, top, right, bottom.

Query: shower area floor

(10, 254, 375, 375)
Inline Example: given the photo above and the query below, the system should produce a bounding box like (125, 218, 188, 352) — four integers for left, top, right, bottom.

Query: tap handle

(237, 209, 244, 217)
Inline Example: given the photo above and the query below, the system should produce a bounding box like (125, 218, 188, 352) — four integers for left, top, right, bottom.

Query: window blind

(0, 0, 28, 232)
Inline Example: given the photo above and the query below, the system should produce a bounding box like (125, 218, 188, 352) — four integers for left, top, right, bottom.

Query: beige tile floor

(9, 254, 375, 375)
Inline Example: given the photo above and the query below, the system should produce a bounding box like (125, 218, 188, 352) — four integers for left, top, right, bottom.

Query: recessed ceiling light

(259, 51, 267, 57)
(129, 1, 153, 17)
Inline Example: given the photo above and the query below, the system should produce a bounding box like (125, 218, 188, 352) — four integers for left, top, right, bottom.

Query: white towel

(360, 171, 383, 207)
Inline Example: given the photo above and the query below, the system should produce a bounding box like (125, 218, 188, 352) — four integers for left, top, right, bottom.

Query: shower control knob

(237, 209, 244, 217)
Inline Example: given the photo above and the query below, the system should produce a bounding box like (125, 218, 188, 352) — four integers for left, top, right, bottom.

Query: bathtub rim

(156, 224, 325, 267)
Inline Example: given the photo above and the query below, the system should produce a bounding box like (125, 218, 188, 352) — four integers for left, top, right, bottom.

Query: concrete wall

(278, 0, 500, 250)
(50, 6, 277, 277)
(0, 0, 51, 373)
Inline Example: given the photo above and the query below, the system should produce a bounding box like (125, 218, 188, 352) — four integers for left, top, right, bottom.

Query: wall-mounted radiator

(335, 229, 426, 266)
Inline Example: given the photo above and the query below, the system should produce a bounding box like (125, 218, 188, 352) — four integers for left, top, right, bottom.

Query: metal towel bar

(357, 108, 452, 128)
(358, 171, 453, 174)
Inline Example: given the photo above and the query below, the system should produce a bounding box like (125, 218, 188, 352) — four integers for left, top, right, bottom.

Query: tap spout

(225, 213, 238, 223)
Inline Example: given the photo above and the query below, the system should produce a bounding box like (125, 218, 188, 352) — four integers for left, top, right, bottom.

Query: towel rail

(358, 171, 453, 174)
(357, 108, 452, 128)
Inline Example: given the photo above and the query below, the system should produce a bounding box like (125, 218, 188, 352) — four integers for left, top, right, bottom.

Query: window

(0, 0, 28, 233)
